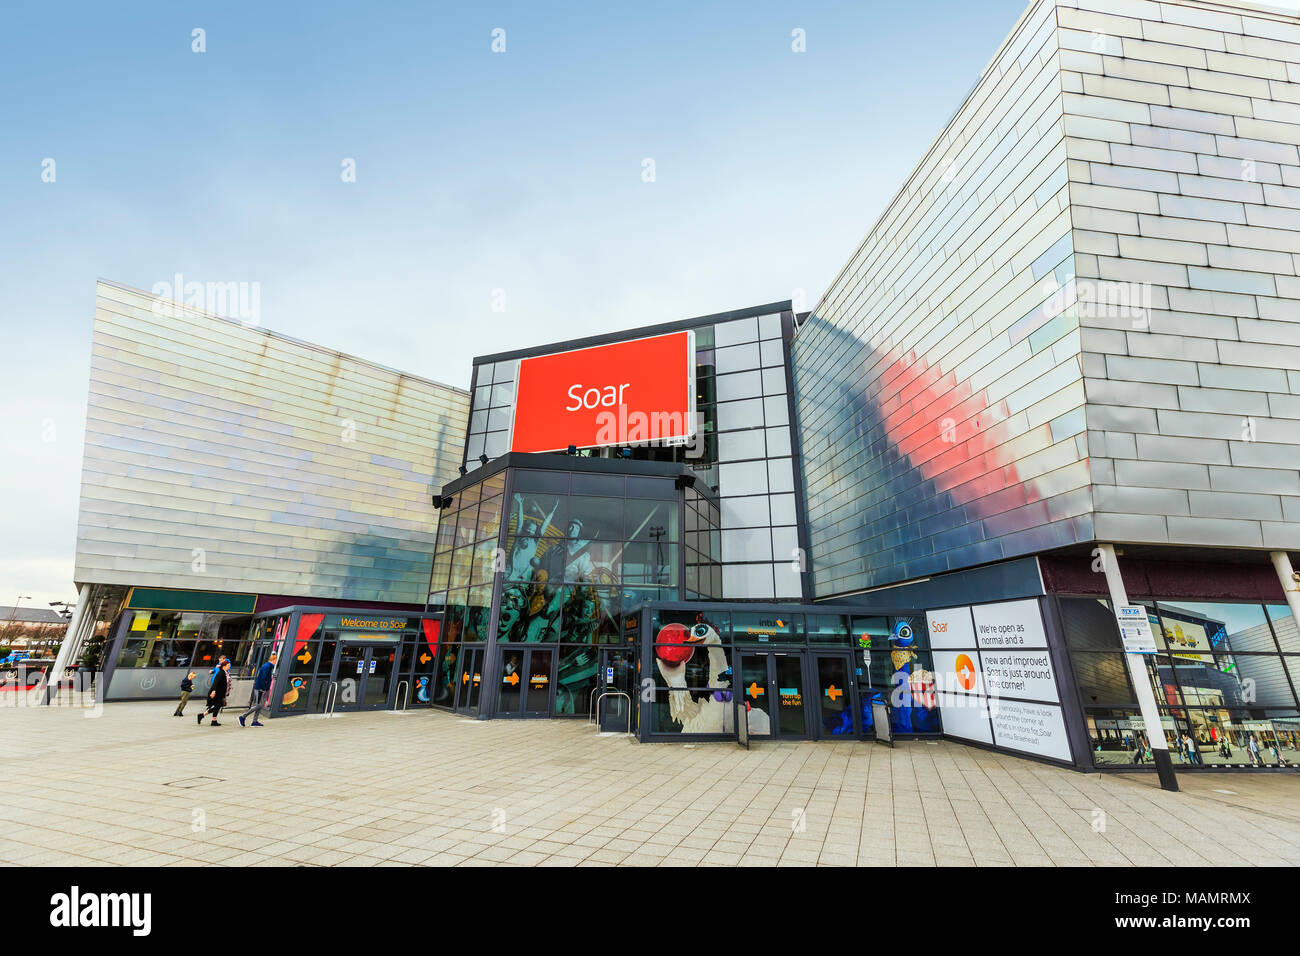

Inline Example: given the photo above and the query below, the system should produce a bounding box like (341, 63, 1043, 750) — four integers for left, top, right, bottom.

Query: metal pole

(1097, 544, 1177, 792)
(1270, 551, 1300, 637)
(41, 585, 88, 706)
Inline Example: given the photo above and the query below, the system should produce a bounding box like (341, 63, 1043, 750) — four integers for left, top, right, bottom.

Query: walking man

(173, 671, 196, 717)
(239, 653, 277, 727)
(198, 658, 231, 726)
(1248, 734, 1262, 766)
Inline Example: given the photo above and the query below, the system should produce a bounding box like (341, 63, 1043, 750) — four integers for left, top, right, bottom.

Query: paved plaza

(1, 699, 1298, 867)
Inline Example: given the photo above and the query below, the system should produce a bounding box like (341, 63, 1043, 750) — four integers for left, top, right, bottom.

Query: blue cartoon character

(415, 676, 430, 704)
(889, 620, 940, 734)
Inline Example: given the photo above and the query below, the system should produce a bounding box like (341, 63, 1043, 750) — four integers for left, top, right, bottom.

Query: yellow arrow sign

(825, 684, 842, 701)
(462, 671, 469, 684)
(504, 672, 519, 685)
(296, 648, 312, 665)
(747, 681, 764, 699)
(419, 652, 431, 665)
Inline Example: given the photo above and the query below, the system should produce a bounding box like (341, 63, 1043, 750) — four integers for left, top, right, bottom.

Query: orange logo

(955, 653, 976, 691)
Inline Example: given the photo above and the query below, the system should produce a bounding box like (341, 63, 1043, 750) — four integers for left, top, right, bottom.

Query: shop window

(555, 645, 598, 715)
(1268, 605, 1299, 654)
(1060, 597, 1122, 651)
(476, 495, 503, 542)
(1153, 600, 1273, 655)
(1072, 653, 1137, 709)
(806, 614, 849, 645)
(731, 611, 802, 644)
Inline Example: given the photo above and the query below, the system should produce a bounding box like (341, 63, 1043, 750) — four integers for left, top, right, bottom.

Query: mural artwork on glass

(500, 491, 673, 642)
(653, 618, 769, 735)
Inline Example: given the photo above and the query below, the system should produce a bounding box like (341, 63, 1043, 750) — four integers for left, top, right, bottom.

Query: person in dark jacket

(198, 659, 231, 726)
(173, 671, 196, 717)
(239, 653, 277, 727)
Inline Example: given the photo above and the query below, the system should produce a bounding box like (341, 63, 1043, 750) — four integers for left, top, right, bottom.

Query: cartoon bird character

(415, 676, 430, 704)
(282, 676, 306, 707)
(888, 620, 939, 733)
(655, 621, 771, 736)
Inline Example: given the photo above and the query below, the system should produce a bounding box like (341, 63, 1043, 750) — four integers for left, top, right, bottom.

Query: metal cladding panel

(793, 0, 1091, 599)
(1060, 0, 1300, 554)
(74, 281, 469, 604)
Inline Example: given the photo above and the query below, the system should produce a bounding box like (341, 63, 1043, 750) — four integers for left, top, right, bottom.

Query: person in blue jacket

(238, 653, 277, 727)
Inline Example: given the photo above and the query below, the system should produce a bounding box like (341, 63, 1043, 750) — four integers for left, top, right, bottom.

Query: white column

(1096, 544, 1168, 753)
(40, 584, 88, 705)
(1271, 552, 1300, 636)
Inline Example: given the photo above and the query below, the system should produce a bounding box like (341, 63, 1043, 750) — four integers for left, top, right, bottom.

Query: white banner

(936, 692, 994, 744)
(979, 648, 1060, 703)
(926, 606, 976, 649)
(991, 700, 1072, 761)
(971, 599, 1048, 649)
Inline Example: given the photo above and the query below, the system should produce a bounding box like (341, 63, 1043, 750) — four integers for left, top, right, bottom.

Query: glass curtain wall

(1060, 597, 1300, 768)
(427, 466, 687, 717)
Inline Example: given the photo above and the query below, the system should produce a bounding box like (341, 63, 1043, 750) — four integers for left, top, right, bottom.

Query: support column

(1270, 551, 1300, 637)
(1097, 543, 1178, 792)
(40, 584, 88, 706)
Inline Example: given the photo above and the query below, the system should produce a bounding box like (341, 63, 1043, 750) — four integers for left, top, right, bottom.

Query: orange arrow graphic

(504, 672, 519, 685)
(296, 648, 312, 665)
(825, 684, 842, 701)
(419, 652, 431, 665)
(462, 671, 470, 684)
(747, 681, 765, 698)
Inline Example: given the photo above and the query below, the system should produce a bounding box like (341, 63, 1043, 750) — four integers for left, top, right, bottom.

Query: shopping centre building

(50, 0, 1300, 778)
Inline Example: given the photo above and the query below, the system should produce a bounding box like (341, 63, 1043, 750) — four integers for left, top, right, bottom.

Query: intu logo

(49, 886, 151, 936)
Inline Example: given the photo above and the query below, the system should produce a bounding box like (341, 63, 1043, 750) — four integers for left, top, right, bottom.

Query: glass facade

(1060, 597, 1300, 769)
(643, 604, 934, 740)
(464, 308, 803, 600)
(427, 462, 716, 720)
(112, 610, 255, 679)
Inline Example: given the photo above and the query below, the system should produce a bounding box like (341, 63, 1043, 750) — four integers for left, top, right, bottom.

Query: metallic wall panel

(793, 0, 1089, 599)
(74, 281, 469, 604)
(1063, 0, 1300, 554)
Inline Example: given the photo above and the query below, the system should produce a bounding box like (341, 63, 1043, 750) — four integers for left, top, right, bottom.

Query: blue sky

(0, 0, 1044, 604)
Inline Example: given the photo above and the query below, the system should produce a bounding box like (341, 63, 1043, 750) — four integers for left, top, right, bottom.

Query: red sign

(509, 330, 695, 453)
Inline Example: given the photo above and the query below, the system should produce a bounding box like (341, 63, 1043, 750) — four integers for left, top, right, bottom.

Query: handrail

(587, 683, 604, 725)
(322, 681, 339, 717)
(395, 680, 410, 711)
(594, 690, 633, 739)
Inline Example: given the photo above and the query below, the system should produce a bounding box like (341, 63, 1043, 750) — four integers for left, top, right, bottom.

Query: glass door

(773, 653, 808, 738)
(335, 644, 366, 712)
(738, 652, 773, 737)
(363, 646, 397, 709)
(496, 647, 555, 717)
(599, 648, 635, 732)
(738, 651, 811, 739)
(811, 652, 856, 738)
(523, 649, 553, 715)
(456, 646, 484, 715)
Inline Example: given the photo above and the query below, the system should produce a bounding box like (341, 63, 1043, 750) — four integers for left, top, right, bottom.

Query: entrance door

(497, 647, 555, 717)
(738, 651, 809, 739)
(598, 648, 636, 732)
(523, 648, 553, 715)
(811, 652, 856, 739)
(455, 646, 484, 715)
(332, 644, 400, 711)
(364, 646, 397, 709)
